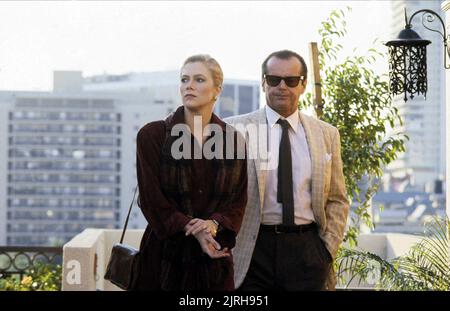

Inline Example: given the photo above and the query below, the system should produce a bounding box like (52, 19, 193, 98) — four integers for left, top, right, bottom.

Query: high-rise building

(1, 92, 123, 245)
(387, 0, 446, 192)
(0, 71, 259, 246)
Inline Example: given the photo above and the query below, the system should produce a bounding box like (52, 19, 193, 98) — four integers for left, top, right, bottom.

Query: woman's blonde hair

(182, 54, 223, 88)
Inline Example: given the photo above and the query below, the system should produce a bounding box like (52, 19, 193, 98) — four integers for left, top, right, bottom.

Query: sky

(0, 1, 392, 91)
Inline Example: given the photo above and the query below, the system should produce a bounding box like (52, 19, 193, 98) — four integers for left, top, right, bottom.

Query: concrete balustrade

(62, 229, 143, 291)
(62, 228, 422, 291)
(340, 233, 422, 289)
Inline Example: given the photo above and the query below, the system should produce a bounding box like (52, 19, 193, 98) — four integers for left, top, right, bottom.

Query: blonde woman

(134, 55, 247, 290)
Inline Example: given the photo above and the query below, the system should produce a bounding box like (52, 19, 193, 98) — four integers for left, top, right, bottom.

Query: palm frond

(337, 216, 450, 291)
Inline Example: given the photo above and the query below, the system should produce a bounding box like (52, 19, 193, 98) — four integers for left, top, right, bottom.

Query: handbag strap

(120, 185, 138, 244)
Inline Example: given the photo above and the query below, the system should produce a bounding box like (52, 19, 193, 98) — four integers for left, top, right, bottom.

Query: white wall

(444, 0, 450, 217)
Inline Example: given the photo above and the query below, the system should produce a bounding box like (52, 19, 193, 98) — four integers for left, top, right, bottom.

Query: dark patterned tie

(277, 119, 295, 226)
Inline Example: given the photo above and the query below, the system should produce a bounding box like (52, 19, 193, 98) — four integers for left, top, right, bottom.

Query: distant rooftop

(371, 190, 445, 233)
(84, 71, 180, 85)
(84, 71, 260, 86)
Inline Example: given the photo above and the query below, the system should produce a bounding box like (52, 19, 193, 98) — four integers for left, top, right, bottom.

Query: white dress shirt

(262, 105, 315, 225)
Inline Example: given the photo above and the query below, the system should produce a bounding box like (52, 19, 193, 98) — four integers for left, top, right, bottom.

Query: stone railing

(62, 229, 143, 291)
(62, 228, 422, 291)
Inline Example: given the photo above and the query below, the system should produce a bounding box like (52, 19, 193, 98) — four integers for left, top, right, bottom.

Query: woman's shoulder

(137, 120, 167, 143)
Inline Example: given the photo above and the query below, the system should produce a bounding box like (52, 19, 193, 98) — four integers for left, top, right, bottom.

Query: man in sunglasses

(225, 50, 349, 290)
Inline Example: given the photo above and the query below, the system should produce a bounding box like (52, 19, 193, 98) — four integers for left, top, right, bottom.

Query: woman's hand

(184, 218, 228, 259)
(194, 230, 230, 259)
(184, 218, 218, 237)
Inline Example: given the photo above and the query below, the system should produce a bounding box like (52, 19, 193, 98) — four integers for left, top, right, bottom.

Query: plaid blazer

(225, 107, 349, 289)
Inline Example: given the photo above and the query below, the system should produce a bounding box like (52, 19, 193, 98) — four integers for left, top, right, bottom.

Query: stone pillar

(62, 229, 103, 291)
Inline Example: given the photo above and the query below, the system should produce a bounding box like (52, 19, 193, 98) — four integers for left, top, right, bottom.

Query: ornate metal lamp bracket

(406, 9, 450, 69)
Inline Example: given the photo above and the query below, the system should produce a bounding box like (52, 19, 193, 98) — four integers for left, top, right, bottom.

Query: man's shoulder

(223, 109, 263, 125)
(300, 112, 338, 134)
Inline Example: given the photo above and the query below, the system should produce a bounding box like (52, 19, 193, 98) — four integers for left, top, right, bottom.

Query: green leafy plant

(336, 217, 450, 290)
(300, 7, 408, 246)
(0, 263, 62, 291)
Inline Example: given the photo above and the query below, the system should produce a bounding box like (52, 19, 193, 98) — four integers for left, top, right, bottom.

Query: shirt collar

(265, 104, 299, 133)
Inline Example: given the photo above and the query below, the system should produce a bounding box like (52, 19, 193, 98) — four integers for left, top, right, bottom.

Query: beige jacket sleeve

(323, 128, 349, 259)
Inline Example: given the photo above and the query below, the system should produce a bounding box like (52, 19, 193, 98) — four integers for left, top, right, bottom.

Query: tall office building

(387, 0, 446, 192)
(0, 71, 259, 246)
(1, 93, 123, 245)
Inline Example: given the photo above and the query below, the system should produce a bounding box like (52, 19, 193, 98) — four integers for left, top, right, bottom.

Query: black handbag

(104, 186, 140, 290)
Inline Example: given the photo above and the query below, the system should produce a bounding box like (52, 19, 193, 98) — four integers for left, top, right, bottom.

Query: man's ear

(261, 80, 266, 93)
(299, 79, 307, 95)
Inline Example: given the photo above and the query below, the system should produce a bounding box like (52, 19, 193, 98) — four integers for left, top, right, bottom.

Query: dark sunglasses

(264, 74, 305, 87)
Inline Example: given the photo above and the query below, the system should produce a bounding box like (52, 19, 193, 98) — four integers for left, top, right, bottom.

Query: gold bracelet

(209, 220, 218, 236)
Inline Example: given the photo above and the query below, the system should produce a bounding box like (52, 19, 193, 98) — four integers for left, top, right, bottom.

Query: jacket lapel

(247, 108, 268, 210)
(299, 113, 325, 220)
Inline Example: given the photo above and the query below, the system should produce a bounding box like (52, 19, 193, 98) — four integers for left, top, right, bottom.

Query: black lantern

(385, 9, 450, 102)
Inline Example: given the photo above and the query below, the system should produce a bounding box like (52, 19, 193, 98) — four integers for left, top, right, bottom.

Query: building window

(238, 85, 253, 114)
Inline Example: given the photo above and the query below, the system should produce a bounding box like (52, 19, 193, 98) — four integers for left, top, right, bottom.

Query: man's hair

(261, 50, 308, 81)
(182, 54, 223, 88)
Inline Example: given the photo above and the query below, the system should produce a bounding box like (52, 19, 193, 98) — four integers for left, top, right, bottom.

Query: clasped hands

(184, 218, 229, 259)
